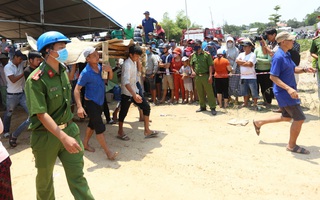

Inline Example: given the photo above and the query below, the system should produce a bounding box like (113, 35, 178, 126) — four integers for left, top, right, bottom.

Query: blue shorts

(240, 79, 259, 98)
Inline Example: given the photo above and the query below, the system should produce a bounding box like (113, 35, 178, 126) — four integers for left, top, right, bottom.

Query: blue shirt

(270, 48, 300, 107)
(142, 17, 157, 34)
(77, 63, 105, 106)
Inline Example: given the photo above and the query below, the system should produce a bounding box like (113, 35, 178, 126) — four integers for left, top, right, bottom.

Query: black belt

(7, 92, 23, 95)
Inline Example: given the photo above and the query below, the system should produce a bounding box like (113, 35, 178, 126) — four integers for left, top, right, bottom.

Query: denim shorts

(240, 79, 259, 98)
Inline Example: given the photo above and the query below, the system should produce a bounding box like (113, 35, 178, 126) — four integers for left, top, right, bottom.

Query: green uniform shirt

(310, 36, 320, 69)
(190, 51, 213, 74)
(24, 62, 73, 130)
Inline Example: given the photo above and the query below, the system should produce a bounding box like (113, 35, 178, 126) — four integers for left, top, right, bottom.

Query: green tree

(249, 22, 267, 34)
(286, 18, 300, 28)
(304, 11, 320, 26)
(268, 5, 281, 27)
(222, 23, 244, 36)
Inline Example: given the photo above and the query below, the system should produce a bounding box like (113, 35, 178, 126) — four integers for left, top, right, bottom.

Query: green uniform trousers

(31, 122, 94, 200)
(195, 74, 216, 109)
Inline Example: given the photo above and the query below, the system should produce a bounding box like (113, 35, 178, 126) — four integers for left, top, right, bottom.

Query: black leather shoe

(211, 108, 217, 115)
(196, 107, 206, 112)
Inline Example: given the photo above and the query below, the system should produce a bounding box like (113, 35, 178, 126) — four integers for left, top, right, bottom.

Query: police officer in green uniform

(24, 31, 94, 200)
(190, 39, 217, 115)
(310, 35, 320, 99)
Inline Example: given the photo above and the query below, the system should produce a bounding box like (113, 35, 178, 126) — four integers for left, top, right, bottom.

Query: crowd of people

(0, 11, 319, 200)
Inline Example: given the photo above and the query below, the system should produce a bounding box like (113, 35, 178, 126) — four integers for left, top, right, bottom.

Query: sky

(89, 0, 319, 28)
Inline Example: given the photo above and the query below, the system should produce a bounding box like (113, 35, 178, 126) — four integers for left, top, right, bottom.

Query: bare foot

(107, 151, 119, 160)
(84, 145, 95, 152)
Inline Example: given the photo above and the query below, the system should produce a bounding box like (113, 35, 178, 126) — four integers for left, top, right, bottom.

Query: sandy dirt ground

(1, 54, 320, 200)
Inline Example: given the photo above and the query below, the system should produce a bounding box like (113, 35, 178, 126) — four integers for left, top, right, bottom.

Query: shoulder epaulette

(32, 70, 43, 81)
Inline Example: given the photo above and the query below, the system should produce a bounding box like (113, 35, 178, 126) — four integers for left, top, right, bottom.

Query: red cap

(185, 47, 193, 52)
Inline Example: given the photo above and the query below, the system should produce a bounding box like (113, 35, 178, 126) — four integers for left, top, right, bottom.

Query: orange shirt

(171, 58, 183, 72)
(214, 57, 230, 78)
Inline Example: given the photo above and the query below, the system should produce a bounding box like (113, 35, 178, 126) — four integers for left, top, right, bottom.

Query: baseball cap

(182, 56, 189, 62)
(207, 41, 214, 47)
(83, 46, 96, 58)
(217, 49, 224, 55)
(194, 39, 202, 45)
(275, 31, 296, 43)
(205, 35, 213, 39)
(143, 11, 150, 15)
(148, 32, 153, 36)
(28, 51, 42, 59)
(184, 47, 193, 52)
(14, 50, 27, 60)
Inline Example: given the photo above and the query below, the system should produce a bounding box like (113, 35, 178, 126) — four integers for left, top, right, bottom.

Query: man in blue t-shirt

(74, 47, 118, 160)
(253, 32, 316, 155)
(142, 11, 157, 43)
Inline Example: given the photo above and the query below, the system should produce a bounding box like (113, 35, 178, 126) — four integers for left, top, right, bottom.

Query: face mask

(186, 52, 191, 56)
(193, 46, 201, 51)
(146, 49, 150, 55)
(217, 54, 223, 58)
(55, 48, 68, 63)
(227, 43, 233, 48)
(160, 49, 164, 54)
(173, 54, 179, 58)
(170, 42, 175, 46)
(151, 44, 156, 49)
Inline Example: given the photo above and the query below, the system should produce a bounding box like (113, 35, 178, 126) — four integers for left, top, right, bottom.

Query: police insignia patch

(48, 70, 54, 78)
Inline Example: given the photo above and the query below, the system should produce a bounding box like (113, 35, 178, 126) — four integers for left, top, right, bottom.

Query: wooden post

(101, 41, 109, 79)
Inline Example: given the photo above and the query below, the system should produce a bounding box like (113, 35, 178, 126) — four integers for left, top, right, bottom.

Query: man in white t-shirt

(3, 50, 30, 147)
(236, 40, 259, 109)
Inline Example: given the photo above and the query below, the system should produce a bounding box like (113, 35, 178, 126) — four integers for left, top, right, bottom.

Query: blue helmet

(37, 31, 71, 52)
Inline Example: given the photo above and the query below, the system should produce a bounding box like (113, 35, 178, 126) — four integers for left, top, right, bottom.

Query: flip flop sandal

(286, 145, 310, 154)
(144, 131, 159, 139)
(116, 134, 130, 141)
(253, 120, 260, 136)
(9, 135, 17, 147)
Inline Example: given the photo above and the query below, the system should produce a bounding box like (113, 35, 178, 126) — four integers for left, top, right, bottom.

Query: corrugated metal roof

(0, 0, 123, 41)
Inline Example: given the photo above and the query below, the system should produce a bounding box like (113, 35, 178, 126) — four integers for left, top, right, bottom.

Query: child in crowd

(179, 56, 194, 104)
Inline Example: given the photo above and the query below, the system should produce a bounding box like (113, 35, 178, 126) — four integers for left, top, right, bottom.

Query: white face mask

(227, 43, 233, 48)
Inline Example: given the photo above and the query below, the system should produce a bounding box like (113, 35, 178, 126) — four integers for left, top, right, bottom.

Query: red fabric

(172, 58, 185, 100)
(173, 74, 185, 101)
(214, 57, 230, 78)
(0, 157, 13, 200)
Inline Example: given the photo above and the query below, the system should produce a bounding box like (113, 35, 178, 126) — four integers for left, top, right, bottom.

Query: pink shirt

(0, 141, 9, 163)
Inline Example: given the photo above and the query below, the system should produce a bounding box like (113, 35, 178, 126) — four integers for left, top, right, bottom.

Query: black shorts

(145, 75, 156, 90)
(84, 100, 106, 134)
(281, 104, 306, 121)
(155, 73, 162, 84)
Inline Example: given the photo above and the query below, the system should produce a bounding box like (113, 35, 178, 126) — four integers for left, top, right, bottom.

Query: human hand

(102, 64, 112, 72)
(77, 106, 87, 119)
(208, 76, 213, 84)
(61, 135, 82, 154)
(133, 94, 143, 103)
(287, 87, 299, 99)
(305, 67, 316, 73)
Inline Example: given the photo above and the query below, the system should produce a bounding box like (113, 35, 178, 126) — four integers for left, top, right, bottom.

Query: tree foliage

(268, 5, 281, 27)
(160, 5, 320, 40)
